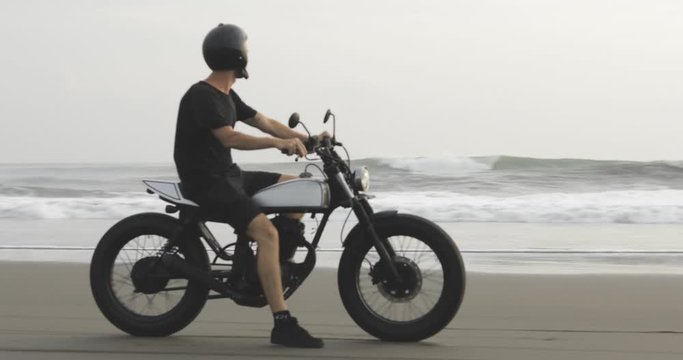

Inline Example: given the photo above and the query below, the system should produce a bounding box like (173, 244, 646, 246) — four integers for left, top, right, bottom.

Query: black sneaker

(271, 317, 324, 348)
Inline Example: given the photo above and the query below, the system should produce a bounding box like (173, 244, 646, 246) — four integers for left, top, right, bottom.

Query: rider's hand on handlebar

(305, 131, 332, 152)
(277, 138, 307, 157)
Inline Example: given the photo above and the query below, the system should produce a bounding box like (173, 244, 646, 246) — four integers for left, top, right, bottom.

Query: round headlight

(353, 167, 370, 192)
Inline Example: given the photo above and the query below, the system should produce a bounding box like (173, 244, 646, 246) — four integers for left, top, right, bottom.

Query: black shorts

(192, 169, 281, 235)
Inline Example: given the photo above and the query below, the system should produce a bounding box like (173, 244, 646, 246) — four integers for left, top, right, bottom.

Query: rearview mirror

(323, 109, 332, 124)
(288, 113, 300, 128)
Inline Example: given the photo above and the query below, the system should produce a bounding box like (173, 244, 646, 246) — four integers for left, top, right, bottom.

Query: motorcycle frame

(162, 138, 402, 301)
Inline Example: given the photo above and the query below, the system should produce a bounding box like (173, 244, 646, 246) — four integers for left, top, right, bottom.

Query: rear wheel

(338, 214, 465, 341)
(90, 213, 209, 336)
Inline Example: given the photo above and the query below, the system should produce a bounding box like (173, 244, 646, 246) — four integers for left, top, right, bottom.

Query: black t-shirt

(173, 81, 257, 196)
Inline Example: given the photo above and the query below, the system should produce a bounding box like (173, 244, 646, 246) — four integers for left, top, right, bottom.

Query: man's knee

(277, 174, 298, 183)
(246, 214, 278, 246)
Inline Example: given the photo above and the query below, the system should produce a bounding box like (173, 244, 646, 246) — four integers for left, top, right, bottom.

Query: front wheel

(338, 214, 466, 341)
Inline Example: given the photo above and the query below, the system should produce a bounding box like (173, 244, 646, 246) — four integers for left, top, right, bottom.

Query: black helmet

(202, 24, 249, 79)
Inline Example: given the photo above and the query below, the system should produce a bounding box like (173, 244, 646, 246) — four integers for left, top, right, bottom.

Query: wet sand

(1, 262, 682, 359)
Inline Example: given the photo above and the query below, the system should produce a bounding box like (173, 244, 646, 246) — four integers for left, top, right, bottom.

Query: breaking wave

(377, 155, 491, 176)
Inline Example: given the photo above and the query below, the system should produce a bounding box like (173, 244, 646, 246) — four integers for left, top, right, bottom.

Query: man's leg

(244, 212, 323, 348)
(245, 213, 287, 312)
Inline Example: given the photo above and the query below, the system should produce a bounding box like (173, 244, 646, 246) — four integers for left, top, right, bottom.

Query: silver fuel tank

(252, 178, 331, 210)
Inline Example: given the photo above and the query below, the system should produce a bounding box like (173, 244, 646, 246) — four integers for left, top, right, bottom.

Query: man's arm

(243, 113, 309, 142)
(212, 125, 307, 156)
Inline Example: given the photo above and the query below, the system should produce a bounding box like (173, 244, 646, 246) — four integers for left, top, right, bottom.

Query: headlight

(352, 166, 370, 192)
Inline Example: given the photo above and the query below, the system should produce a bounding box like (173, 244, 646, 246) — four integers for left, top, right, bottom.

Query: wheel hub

(370, 256, 423, 303)
(130, 256, 170, 294)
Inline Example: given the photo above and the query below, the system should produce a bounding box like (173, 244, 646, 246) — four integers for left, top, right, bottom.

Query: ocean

(2, 155, 683, 273)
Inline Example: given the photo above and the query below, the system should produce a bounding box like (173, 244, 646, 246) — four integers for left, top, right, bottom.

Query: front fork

(331, 169, 402, 282)
(352, 197, 402, 283)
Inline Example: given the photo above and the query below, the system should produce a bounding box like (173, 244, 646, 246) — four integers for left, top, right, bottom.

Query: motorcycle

(89, 110, 466, 341)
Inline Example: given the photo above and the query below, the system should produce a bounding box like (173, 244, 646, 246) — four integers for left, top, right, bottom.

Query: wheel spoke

(414, 243, 429, 265)
(112, 278, 134, 288)
(118, 249, 135, 274)
(407, 301, 417, 320)
(133, 238, 142, 261)
(161, 286, 188, 292)
(377, 299, 392, 316)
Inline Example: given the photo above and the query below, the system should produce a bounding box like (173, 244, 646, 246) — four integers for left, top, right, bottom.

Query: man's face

(237, 41, 249, 79)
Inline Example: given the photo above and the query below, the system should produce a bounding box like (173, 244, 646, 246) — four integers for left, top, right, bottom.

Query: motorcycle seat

(142, 180, 199, 207)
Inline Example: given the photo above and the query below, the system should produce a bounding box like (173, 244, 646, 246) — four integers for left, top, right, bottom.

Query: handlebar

(305, 136, 319, 153)
(308, 136, 341, 154)
(319, 137, 333, 149)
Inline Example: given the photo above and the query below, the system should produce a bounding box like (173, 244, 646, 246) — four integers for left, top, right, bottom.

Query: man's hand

(303, 131, 333, 153)
(276, 138, 307, 157)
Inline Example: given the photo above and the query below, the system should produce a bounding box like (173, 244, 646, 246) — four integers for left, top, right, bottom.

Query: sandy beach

(0, 262, 682, 359)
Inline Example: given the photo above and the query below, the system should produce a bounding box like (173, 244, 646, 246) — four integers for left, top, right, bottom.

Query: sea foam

(0, 195, 160, 220)
(4, 189, 683, 224)
(380, 155, 491, 176)
(370, 190, 683, 224)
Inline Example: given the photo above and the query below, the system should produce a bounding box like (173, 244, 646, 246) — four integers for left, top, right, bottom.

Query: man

(173, 23, 326, 348)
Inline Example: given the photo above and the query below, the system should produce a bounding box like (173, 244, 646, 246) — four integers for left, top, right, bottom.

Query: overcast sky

(1, 0, 682, 163)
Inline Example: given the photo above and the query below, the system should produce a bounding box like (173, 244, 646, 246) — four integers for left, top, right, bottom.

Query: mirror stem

(300, 122, 312, 137)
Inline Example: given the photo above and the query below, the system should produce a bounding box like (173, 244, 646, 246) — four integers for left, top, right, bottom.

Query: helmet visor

(236, 68, 249, 79)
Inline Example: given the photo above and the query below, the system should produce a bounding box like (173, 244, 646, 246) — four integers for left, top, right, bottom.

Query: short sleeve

(191, 90, 231, 130)
(230, 91, 257, 121)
